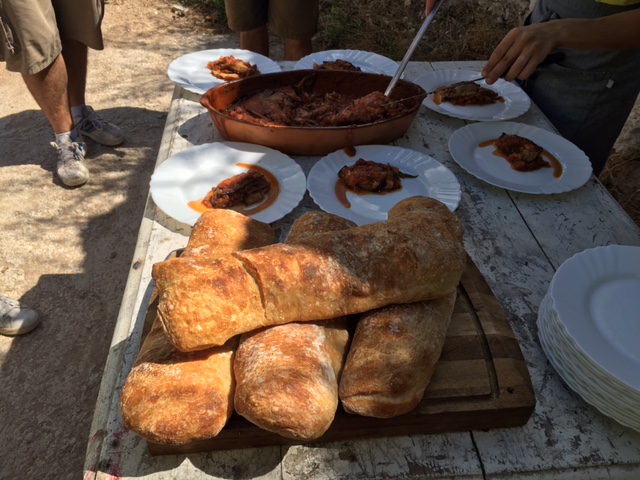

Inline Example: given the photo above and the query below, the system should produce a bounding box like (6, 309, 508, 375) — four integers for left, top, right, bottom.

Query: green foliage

(182, 0, 521, 61)
(180, 0, 227, 24)
(314, 0, 520, 62)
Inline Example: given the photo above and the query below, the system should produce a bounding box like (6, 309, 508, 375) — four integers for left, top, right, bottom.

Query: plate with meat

(414, 69, 530, 121)
(307, 145, 461, 225)
(294, 50, 399, 76)
(150, 142, 306, 225)
(448, 121, 592, 194)
(167, 48, 281, 95)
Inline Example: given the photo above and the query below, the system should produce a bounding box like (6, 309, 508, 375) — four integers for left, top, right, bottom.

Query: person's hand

(482, 22, 562, 84)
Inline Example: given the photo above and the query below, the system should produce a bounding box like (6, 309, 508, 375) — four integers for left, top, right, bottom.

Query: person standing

(425, 0, 640, 176)
(224, 0, 319, 61)
(0, 0, 125, 187)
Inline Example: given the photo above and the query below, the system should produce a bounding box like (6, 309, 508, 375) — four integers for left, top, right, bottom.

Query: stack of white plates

(537, 245, 640, 431)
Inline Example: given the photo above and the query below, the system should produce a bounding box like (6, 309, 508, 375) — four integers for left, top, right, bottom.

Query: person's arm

(482, 9, 640, 84)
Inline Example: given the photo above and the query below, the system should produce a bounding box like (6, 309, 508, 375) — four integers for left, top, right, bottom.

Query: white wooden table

(83, 61, 640, 480)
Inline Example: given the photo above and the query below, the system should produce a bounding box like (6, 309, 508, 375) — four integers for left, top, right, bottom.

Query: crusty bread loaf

(120, 209, 275, 444)
(180, 208, 275, 258)
(233, 211, 354, 440)
(339, 291, 457, 418)
(234, 319, 350, 440)
(154, 197, 466, 351)
(120, 325, 239, 444)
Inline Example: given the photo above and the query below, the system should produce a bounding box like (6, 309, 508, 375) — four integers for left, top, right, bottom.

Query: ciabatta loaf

(339, 291, 457, 418)
(233, 212, 354, 440)
(181, 208, 274, 258)
(120, 209, 275, 444)
(154, 197, 465, 351)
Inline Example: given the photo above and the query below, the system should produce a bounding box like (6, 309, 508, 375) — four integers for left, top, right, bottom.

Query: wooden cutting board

(144, 254, 535, 455)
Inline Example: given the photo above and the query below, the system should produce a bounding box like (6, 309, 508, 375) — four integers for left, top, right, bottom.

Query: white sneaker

(73, 105, 124, 146)
(52, 136, 90, 187)
(0, 296, 40, 336)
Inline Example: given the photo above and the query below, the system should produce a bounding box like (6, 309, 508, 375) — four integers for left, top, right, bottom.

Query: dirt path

(0, 1, 236, 478)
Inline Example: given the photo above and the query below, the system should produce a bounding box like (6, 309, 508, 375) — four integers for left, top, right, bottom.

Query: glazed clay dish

(200, 69, 425, 156)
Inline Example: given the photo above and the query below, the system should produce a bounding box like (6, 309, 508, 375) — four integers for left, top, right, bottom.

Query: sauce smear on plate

(480, 138, 563, 178)
(189, 164, 280, 215)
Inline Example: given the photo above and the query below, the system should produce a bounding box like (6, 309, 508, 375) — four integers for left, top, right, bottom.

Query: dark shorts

(521, 0, 640, 174)
(224, 0, 319, 40)
(0, 0, 104, 75)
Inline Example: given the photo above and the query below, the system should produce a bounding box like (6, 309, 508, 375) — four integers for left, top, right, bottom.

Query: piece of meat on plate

(203, 169, 271, 209)
(207, 55, 260, 81)
(494, 133, 549, 172)
(313, 59, 362, 71)
(338, 158, 412, 193)
(434, 82, 501, 106)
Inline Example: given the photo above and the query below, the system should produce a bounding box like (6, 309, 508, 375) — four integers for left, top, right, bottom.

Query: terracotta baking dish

(200, 70, 425, 156)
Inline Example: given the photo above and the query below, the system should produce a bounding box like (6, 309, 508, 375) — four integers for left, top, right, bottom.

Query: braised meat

(313, 59, 362, 71)
(326, 91, 402, 125)
(203, 169, 271, 209)
(225, 74, 414, 128)
(494, 133, 548, 172)
(207, 55, 260, 81)
(338, 159, 416, 193)
(433, 82, 502, 106)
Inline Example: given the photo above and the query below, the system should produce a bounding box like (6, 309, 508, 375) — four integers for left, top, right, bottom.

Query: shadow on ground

(0, 105, 163, 480)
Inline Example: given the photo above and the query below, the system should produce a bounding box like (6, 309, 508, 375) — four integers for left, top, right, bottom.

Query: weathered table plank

(84, 61, 640, 480)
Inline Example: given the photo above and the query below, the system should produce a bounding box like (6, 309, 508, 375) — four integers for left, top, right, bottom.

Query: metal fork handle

(425, 51, 566, 95)
(384, 0, 444, 97)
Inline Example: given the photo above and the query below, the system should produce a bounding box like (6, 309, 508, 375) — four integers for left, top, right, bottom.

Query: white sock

(55, 131, 73, 145)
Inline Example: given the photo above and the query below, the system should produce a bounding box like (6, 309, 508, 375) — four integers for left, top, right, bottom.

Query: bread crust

(120, 328, 239, 444)
(153, 197, 466, 351)
(234, 319, 350, 439)
(339, 292, 457, 418)
(120, 210, 275, 444)
(233, 212, 354, 440)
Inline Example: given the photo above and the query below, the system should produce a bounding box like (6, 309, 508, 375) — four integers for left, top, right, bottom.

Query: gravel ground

(0, 1, 236, 478)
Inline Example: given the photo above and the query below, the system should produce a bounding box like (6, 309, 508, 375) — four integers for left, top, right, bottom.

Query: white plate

(150, 142, 306, 225)
(413, 69, 531, 121)
(537, 296, 640, 430)
(448, 121, 592, 194)
(543, 295, 640, 410)
(294, 49, 399, 76)
(307, 145, 461, 226)
(167, 48, 281, 95)
(550, 245, 640, 391)
(538, 293, 640, 430)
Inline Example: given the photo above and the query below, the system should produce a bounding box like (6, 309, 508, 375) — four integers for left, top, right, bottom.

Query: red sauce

(343, 146, 357, 157)
(334, 178, 402, 209)
(479, 139, 563, 178)
(188, 163, 280, 215)
(335, 180, 351, 208)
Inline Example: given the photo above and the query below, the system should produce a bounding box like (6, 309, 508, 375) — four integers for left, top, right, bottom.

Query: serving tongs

(384, 0, 444, 97)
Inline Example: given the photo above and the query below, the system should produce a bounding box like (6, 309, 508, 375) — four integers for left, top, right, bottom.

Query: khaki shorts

(225, 0, 319, 40)
(0, 0, 104, 75)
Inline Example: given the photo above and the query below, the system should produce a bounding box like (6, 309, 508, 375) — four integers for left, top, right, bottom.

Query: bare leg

(61, 39, 88, 107)
(21, 54, 74, 135)
(240, 25, 269, 57)
(284, 39, 312, 61)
